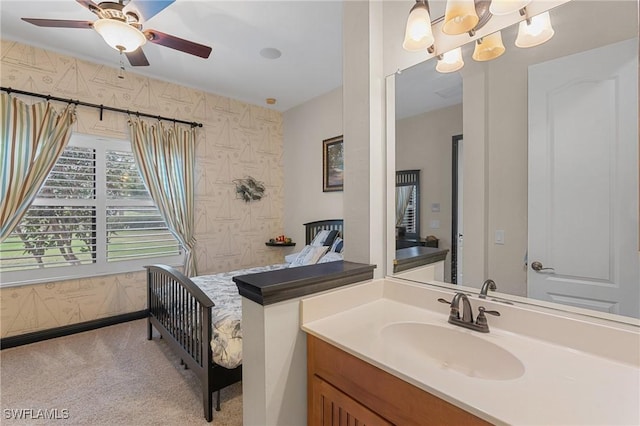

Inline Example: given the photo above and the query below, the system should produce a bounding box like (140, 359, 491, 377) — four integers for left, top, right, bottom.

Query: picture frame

(322, 135, 344, 192)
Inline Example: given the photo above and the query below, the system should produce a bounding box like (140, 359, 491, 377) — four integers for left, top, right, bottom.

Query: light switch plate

(430, 220, 440, 229)
(495, 230, 505, 245)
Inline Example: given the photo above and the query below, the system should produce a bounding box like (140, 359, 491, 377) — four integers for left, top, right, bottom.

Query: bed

(145, 219, 343, 422)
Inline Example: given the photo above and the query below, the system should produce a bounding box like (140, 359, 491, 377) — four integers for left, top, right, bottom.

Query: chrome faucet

(479, 279, 497, 298)
(451, 292, 474, 323)
(438, 292, 500, 333)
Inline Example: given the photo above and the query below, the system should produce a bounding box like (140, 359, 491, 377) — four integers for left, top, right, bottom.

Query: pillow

(284, 252, 300, 263)
(310, 230, 330, 246)
(322, 230, 339, 246)
(330, 237, 344, 253)
(289, 245, 329, 268)
(317, 251, 344, 264)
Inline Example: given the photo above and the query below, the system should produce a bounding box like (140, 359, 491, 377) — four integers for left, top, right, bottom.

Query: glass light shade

(442, 0, 479, 35)
(472, 31, 506, 61)
(489, 0, 532, 15)
(436, 48, 464, 73)
(402, 2, 435, 52)
(93, 19, 147, 53)
(515, 12, 555, 48)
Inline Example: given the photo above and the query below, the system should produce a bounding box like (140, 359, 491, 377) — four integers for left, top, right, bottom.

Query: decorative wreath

(233, 176, 266, 202)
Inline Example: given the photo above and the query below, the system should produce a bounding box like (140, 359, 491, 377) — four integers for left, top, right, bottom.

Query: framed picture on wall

(322, 135, 344, 192)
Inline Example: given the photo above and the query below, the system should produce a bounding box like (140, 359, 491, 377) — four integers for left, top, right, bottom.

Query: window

(400, 185, 418, 234)
(0, 134, 182, 286)
(395, 169, 421, 239)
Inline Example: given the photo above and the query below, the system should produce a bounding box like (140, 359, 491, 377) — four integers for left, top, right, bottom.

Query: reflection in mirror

(395, 170, 420, 242)
(391, 0, 639, 320)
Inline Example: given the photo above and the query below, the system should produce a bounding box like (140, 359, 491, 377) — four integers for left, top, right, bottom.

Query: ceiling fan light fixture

(94, 18, 147, 52)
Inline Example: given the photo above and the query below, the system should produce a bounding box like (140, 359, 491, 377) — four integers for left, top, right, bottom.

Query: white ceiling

(0, 0, 344, 112)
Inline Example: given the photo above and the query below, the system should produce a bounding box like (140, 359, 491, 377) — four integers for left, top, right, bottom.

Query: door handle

(531, 261, 555, 272)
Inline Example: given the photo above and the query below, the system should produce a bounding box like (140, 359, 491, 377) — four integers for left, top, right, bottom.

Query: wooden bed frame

(146, 219, 343, 422)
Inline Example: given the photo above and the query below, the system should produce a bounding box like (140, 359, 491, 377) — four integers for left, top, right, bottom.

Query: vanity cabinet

(307, 334, 489, 426)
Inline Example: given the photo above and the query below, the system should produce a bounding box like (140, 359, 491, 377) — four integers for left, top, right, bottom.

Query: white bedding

(190, 263, 288, 369)
(190, 249, 344, 369)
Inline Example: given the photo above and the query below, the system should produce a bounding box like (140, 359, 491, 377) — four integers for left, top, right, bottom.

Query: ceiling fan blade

(21, 18, 93, 29)
(144, 29, 212, 59)
(125, 48, 150, 67)
(126, 0, 175, 22)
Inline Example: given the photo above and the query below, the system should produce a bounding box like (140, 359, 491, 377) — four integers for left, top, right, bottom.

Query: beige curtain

(0, 93, 76, 242)
(129, 119, 198, 277)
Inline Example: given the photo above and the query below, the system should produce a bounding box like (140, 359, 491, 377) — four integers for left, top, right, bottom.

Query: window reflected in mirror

(396, 169, 420, 241)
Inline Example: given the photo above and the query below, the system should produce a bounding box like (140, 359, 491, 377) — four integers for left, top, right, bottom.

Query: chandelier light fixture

(401, 0, 557, 73)
(442, 0, 479, 35)
(515, 11, 555, 48)
(402, 0, 435, 52)
(472, 31, 506, 61)
(436, 47, 465, 73)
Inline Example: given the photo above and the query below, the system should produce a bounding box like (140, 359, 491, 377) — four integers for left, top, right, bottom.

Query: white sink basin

(380, 322, 525, 380)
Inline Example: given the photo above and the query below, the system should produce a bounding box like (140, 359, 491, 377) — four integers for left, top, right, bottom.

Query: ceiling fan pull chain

(118, 51, 125, 80)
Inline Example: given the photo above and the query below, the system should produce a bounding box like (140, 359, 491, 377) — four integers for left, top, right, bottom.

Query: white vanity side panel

(242, 296, 307, 426)
(244, 279, 374, 426)
(241, 298, 267, 426)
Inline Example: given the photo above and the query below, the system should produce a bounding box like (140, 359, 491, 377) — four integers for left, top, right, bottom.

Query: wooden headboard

(303, 219, 343, 245)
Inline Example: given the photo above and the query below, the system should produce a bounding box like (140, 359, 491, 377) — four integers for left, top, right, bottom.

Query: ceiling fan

(21, 0, 212, 66)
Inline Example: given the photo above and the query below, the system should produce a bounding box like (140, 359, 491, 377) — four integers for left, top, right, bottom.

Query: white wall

(283, 87, 343, 247)
(396, 103, 462, 281)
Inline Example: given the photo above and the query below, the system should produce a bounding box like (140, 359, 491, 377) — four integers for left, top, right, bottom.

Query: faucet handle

(478, 306, 500, 317)
(437, 298, 460, 320)
(476, 306, 500, 331)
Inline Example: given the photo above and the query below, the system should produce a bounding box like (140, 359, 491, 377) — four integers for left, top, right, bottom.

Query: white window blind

(0, 135, 182, 286)
(400, 186, 417, 234)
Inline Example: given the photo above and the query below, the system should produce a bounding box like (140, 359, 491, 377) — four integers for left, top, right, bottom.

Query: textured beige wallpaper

(0, 40, 284, 338)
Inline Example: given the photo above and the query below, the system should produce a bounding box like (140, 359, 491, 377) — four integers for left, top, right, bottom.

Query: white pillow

(284, 252, 300, 263)
(289, 245, 329, 268)
(317, 251, 344, 264)
(310, 230, 330, 246)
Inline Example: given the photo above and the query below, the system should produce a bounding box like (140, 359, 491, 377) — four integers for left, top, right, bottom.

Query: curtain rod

(1, 86, 203, 128)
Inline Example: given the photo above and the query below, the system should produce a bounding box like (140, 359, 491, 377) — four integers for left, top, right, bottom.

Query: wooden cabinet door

(310, 375, 393, 426)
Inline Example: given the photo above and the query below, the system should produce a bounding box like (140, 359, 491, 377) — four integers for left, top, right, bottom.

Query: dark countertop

(394, 246, 449, 273)
(233, 261, 376, 306)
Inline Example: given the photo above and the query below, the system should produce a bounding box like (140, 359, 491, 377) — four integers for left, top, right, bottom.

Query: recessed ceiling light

(266, 98, 276, 105)
(260, 47, 282, 59)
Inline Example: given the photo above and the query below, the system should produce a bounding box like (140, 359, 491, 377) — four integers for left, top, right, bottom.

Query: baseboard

(0, 310, 149, 350)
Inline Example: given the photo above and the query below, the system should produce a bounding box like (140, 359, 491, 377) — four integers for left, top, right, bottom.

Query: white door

(528, 38, 639, 317)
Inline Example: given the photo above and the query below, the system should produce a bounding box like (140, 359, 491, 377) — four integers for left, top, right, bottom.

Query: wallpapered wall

(0, 40, 285, 338)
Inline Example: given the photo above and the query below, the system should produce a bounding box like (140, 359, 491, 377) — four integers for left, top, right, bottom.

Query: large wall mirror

(388, 0, 639, 322)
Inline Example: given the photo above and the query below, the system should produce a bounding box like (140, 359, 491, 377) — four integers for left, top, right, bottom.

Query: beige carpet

(0, 319, 242, 425)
